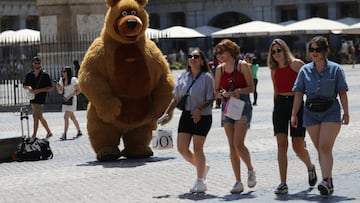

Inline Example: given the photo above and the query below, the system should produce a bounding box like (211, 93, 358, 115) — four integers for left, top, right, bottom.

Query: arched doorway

(209, 12, 251, 29)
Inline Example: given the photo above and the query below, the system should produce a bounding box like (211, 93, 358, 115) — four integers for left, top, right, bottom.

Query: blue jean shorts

(303, 99, 341, 127)
(222, 94, 252, 125)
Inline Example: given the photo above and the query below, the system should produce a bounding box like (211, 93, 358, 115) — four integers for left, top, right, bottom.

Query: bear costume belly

(111, 44, 152, 124)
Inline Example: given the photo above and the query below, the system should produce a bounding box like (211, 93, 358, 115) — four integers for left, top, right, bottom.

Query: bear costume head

(105, 0, 148, 44)
(79, 0, 175, 161)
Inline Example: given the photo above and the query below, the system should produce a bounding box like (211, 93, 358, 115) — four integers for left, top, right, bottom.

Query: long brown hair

(62, 66, 73, 85)
(267, 38, 295, 70)
(187, 48, 209, 73)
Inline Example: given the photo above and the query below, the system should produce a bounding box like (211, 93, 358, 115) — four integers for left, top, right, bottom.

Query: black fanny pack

(306, 98, 334, 112)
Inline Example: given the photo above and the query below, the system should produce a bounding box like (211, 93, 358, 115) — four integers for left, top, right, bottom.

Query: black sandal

(59, 133, 67, 141)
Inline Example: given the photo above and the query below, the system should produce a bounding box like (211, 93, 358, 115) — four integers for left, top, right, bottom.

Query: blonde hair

(267, 38, 295, 70)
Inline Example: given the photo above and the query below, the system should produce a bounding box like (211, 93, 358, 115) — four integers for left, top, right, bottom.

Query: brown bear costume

(79, 0, 175, 161)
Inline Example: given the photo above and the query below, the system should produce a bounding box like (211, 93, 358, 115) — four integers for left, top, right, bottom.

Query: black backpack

(14, 137, 53, 161)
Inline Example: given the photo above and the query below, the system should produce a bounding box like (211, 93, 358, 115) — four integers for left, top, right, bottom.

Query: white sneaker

(190, 179, 207, 193)
(203, 165, 210, 180)
(230, 181, 244, 194)
(248, 170, 257, 188)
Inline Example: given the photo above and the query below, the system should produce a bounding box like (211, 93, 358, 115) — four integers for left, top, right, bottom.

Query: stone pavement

(0, 65, 359, 203)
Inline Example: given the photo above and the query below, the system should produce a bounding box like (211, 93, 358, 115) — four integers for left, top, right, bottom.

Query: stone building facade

(1, 0, 359, 33)
(145, 0, 360, 29)
(1, 0, 360, 63)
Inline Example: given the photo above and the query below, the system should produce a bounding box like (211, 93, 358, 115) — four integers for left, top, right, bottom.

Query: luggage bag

(0, 107, 29, 162)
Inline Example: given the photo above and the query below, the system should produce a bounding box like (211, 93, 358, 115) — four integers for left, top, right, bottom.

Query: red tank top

(274, 64, 298, 93)
(221, 69, 247, 90)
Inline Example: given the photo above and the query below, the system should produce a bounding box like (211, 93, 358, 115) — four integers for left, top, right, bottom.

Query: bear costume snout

(116, 14, 143, 38)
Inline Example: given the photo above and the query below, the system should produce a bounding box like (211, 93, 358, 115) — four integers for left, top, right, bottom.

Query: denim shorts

(222, 94, 252, 125)
(303, 99, 341, 127)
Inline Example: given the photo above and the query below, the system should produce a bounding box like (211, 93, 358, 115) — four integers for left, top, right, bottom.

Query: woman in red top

(214, 39, 256, 194)
(268, 39, 317, 194)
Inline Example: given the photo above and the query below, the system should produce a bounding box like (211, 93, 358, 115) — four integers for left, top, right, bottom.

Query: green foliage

(170, 61, 185, 70)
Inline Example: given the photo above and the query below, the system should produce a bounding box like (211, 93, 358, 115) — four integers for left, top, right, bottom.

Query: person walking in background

(291, 36, 349, 196)
(214, 39, 256, 194)
(158, 49, 215, 193)
(245, 54, 259, 105)
(267, 39, 317, 194)
(55, 66, 82, 141)
(73, 60, 80, 77)
(23, 56, 53, 139)
(208, 53, 221, 108)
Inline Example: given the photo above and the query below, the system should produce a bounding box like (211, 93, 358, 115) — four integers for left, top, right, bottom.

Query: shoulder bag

(223, 59, 245, 120)
(26, 72, 43, 101)
(176, 72, 202, 111)
(62, 84, 73, 106)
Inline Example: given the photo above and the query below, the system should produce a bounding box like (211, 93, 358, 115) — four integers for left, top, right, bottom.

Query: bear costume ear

(106, 0, 120, 7)
(135, 0, 148, 6)
(106, 0, 148, 7)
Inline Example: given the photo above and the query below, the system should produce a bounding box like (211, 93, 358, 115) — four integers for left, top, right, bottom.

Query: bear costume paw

(96, 147, 121, 162)
(121, 145, 153, 159)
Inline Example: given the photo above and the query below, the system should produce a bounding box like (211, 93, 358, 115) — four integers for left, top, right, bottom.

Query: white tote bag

(152, 129, 173, 150)
(26, 91, 35, 100)
(223, 96, 245, 120)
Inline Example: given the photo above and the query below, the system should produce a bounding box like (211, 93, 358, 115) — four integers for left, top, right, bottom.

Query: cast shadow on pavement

(178, 192, 218, 201)
(153, 191, 256, 202)
(77, 156, 175, 168)
(220, 191, 256, 201)
(275, 188, 356, 202)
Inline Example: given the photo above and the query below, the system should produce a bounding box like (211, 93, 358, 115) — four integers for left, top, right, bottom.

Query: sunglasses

(309, 47, 322, 53)
(187, 54, 201, 59)
(271, 48, 282, 55)
(215, 50, 224, 56)
(33, 62, 41, 65)
(62, 70, 67, 73)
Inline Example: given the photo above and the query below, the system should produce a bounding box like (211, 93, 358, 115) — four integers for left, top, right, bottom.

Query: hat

(32, 56, 41, 62)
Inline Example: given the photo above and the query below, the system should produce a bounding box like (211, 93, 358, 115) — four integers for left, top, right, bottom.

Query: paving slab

(0, 65, 359, 203)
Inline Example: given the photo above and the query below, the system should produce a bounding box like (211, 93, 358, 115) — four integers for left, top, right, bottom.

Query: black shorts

(178, 111, 212, 137)
(272, 95, 305, 137)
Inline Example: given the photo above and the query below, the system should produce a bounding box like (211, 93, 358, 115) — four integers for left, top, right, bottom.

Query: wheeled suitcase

(0, 107, 29, 162)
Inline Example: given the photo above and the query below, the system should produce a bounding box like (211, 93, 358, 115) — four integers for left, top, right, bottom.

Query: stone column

(328, 1, 338, 20)
(19, 16, 27, 29)
(36, 0, 107, 37)
(35, 0, 107, 70)
(297, 3, 307, 20)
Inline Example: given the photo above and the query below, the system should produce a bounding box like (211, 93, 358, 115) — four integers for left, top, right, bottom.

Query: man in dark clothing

(73, 60, 80, 77)
(23, 56, 53, 139)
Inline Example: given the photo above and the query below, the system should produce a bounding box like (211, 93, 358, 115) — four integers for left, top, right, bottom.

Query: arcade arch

(208, 12, 252, 29)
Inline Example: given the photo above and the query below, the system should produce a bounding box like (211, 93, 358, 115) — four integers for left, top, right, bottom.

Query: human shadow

(275, 187, 356, 202)
(77, 156, 175, 168)
(219, 191, 256, 202)
(178, 192, 218, 201)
